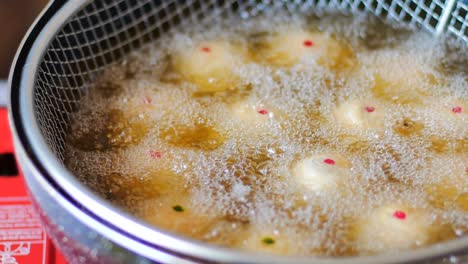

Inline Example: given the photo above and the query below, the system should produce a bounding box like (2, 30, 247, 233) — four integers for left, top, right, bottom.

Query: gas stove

(0, 108, 67, 264)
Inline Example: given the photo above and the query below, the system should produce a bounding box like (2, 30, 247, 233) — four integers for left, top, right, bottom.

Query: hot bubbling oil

(65, 14, 467, 257)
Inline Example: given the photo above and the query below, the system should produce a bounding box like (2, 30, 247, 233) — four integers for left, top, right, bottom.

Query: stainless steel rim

(0, 80, 7, 107)
(8, 0, 468, 263)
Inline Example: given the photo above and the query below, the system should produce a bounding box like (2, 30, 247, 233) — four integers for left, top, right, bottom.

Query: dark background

(0, 0, 48, 78)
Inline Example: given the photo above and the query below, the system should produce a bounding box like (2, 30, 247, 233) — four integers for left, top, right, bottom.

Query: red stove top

(0, 108, 67, 264)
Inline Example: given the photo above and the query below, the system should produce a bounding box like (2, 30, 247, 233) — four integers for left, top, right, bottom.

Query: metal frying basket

(8, 0, 468, 263)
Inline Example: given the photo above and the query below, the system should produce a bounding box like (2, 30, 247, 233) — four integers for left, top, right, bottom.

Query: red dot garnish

(257, 108, 269, 115)
(452, 106, 462, 113)
(150, 150, 163, 159)
(303, 40, 314, 47)
(393, 210, 406, 220)
(365, 106, 375, 113)
(201, 47, 211, 53)
(323, 158, 336, 165)
(144, 96, 152, 104)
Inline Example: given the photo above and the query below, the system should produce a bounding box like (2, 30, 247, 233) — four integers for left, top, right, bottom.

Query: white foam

(65, 13, 468, 257)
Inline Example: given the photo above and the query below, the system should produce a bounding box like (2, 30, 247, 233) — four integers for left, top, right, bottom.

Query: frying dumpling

(251, 29, 353, 69)
(417, 98, 466, 152)
(226, 101, 284, 140)
(230, 101, 277, 124)
(235, 226, 310, 255)
(130, 170, 215, 238)
(371, 54, 438, 105)
(426, 98, 466, 131)
(172, 40, 245, 92)
(334, 99, 385, 131)
(137, 196, 217, 239)
(292, 153, 351, 193)
(352, 205, 437, 253)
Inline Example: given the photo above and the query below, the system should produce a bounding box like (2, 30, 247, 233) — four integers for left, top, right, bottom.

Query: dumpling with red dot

(333, 99, 385, 133)
(291, 153, 351, 193)
(229, 101, 278, 124)
(424, 98, 466, 133)
(172, 40, 246, 92)
(352, 205, 440, 253)
(251, 29, 353, 69)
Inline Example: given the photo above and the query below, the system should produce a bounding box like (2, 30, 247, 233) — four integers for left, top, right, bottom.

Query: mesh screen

(33, 0, 467, 162)
(448, 0, 468, 42)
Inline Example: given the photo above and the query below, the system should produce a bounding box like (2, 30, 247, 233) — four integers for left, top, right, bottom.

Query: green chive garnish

(262, 237, 275, 245)
(172, 205, 184, 212)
